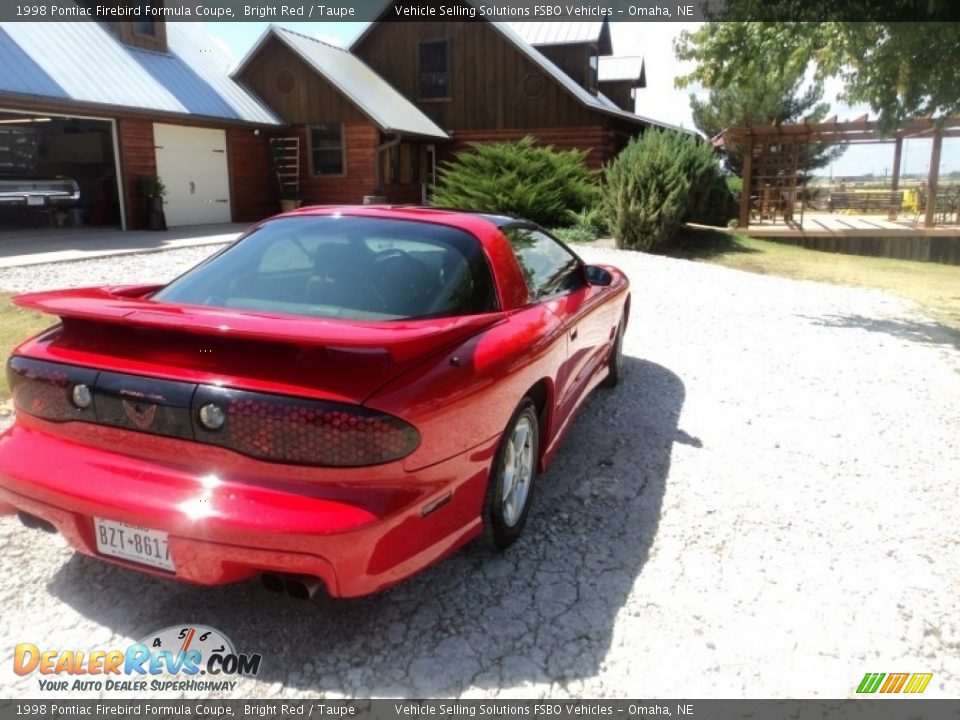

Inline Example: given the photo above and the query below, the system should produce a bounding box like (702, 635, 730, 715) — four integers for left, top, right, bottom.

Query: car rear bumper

(0, 418, 496, 597)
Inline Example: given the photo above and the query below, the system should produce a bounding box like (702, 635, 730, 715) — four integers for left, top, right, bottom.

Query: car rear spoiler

(12, 285, 504, 362)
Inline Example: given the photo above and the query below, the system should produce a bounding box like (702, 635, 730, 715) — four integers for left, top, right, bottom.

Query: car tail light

(7, 357, 419, 468)
(7, 357, 98, 422)
(193, 387, 420, 467)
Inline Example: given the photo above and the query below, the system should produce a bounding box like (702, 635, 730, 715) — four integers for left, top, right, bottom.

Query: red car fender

(366, 304, 566, 473)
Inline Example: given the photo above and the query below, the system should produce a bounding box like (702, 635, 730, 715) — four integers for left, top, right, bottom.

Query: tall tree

(689, 73, 845, 177)
(675, 18, 960, 132)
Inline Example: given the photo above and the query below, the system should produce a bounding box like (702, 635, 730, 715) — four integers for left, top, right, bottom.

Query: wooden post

(889, 137, 902, 220)
(924, 131, 943, 228)
(738, 134, 753, 229)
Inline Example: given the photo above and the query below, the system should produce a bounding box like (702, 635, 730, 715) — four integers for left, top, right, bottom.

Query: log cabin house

(236, 11, 682, 208)
(0, 5, 681, 231)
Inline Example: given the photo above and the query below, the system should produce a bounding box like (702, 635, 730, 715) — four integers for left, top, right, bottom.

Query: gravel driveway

(1, 242, 958, 699)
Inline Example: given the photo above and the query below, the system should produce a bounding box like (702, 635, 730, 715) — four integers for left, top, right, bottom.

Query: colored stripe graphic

(903, 673, 933, 694)
(857, 672, 932, 694)
(880, 673, 910, 693)
(857, 673, 885, 693)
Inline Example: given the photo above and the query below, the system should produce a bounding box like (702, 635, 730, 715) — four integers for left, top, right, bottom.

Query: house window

(134, 1, 156, 35)
(309, 124, 344, 176)
(419, 40, 450, 100)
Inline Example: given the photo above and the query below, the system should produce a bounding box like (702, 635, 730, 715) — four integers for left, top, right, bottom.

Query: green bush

(602, 130, 733, 251)
(549, 226, 596, 245)
(432, 137, 597, 228)
(697, 173, 739, 227)
(725, 175, 742, 198)
(566, 205, 609, 236)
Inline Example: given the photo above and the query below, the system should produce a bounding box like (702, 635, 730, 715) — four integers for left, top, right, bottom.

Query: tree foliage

(432, 137, 597, 228)
(675, 18, 960, 132)
(690, 73, 845, 177)
(602, 130, 734, 252)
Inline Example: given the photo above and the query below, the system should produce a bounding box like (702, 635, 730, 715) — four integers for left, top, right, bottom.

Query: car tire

(480, 398, 539, 552)
(601, 315, 625, 388)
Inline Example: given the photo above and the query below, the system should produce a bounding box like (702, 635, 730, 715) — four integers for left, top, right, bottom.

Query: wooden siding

(227, 129, 275, 222)
(117, 117, 156, 230)
(600, 81, 635, 113)
(536, 44, 591, 91)
(237, 37, 369, 126)
(353, 21, 600, 131)
(293, 123, 380, 205)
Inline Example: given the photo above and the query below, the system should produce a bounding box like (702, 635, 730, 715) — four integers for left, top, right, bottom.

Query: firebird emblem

(122, 400, 157, 430)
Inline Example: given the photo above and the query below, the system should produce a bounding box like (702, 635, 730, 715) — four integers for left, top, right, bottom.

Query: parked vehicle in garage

(0, 206, 630, 598)
(0, 126, 80, 216)
(0, 175, 81, 208)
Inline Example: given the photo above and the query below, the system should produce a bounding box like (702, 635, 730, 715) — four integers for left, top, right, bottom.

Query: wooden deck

(736, 213, 960, 265)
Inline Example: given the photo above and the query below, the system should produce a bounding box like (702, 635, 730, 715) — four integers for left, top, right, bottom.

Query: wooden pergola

(719, 115, 960, 229)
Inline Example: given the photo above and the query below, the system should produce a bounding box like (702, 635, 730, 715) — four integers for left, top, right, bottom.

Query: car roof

(281, 205, 531, 228)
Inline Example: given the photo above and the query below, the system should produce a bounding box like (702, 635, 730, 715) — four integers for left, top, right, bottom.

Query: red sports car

(0, 207, 629, 598)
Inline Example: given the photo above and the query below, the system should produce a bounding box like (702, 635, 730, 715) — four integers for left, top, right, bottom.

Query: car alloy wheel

(501, 414, 535, 527)
(481, 398, 539, 550)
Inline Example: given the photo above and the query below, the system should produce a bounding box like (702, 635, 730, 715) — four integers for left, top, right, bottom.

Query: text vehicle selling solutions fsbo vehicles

(0, 207, 630, 598)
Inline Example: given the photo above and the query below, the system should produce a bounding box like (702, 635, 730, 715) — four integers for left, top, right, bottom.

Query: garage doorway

(0, 110, 124, 233)
(153, 124, 231, 227)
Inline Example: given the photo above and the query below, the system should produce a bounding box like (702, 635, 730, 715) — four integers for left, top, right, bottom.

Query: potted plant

(139, 176, 167, 230)
(278, 187, 302, 213)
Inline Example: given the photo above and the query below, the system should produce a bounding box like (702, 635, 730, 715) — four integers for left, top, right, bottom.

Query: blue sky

(203, 21, 957, 178)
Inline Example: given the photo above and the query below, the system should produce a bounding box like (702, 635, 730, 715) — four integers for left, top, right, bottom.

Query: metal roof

(235, 27, 449, 140)
(0, 20, 280, 125)
(509, 22, 605, 47)
(599, 56, 646, 86)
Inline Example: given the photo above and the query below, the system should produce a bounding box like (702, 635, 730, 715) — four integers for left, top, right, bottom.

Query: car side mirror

(584, 264, 612, 287)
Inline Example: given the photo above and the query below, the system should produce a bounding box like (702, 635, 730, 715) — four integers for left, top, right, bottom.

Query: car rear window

(153, 215, 498, 321)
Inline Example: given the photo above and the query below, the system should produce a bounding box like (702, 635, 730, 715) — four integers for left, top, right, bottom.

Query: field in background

(665, 228, 960, 340)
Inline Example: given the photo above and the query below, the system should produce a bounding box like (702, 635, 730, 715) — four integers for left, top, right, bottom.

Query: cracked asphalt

(1, 243, 958, 699)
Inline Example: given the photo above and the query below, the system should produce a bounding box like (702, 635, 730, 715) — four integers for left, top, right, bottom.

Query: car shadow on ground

(48, 356, 686, 696)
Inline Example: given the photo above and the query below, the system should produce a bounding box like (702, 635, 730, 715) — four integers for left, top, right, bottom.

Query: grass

(661, 227, 960, 335)
(0, 293, 53, 402)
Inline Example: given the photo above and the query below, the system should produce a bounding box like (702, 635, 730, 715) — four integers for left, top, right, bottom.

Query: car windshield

(153, 215, 498, 321)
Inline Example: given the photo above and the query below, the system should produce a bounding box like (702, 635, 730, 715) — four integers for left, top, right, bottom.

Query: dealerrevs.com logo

(14, 625, 262, 693)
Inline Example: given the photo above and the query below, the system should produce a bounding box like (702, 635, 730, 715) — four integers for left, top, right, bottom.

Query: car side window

(503, 228, 584, 300)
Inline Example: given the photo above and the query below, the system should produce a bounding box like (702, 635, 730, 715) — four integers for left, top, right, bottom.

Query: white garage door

(153, 124, 231, 227)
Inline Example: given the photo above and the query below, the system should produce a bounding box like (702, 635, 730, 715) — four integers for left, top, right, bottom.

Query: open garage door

(0, 111, 123, 233)
(154, 124, 231, 227)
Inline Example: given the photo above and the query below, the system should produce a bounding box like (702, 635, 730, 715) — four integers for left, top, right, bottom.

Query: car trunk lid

(13, 285, 503, 404)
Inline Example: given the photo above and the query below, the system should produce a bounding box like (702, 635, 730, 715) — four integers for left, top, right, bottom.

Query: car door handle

(569, 328, 578, 340)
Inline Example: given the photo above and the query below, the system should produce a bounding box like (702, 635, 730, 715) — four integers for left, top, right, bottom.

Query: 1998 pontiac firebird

(0, 207, 629, 598)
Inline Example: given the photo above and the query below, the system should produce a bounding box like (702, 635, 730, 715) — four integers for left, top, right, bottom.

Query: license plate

(94, 518, 174, 572)
(26, 196, 44, 207)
